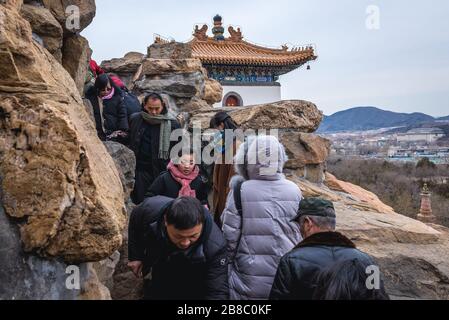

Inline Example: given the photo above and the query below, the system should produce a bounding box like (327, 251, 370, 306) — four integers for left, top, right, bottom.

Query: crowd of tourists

(83, 63, 389, 301)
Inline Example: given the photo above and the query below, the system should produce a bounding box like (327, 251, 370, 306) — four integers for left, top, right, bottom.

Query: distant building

(397, 128, 445, 143)
(156, 15, 317, 107)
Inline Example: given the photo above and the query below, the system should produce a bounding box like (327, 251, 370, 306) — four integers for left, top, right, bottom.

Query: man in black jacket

(128, 196, 229, 300)
(270, 198, 388, 300)
(128, 93, 181, 205)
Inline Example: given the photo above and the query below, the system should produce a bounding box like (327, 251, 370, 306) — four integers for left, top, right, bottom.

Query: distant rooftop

(405, 128, 445, 135)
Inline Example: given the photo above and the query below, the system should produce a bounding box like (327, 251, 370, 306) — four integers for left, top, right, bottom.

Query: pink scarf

(167, 161, 200, 198)
(101, 87, 115, 100)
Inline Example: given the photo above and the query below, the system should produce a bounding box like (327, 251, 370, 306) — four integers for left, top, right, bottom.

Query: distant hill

(318, 107, 437, 133)
(438, 115, 449, 121)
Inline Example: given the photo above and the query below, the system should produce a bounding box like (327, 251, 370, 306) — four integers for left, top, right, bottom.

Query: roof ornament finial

(193, 24, 208, 41)
(212, 14, 225, 41)
(228, 26, 243, 42)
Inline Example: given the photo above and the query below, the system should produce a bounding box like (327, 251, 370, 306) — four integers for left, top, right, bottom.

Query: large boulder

(281, 132, 331, 183)
(141, 58, 203, 76)
(202, 78, 223, 105)
(21, 3, 63, 61)
(0, 1, 125, 267)
(103, 141, 136, 203)
(101, 141, 141, 300)
(103, 43, 223, 114)
(0, 201, 111, 300)
(135, 71, 204, 99)
(148, 41, 192, 59)
(324, 172, 396, 214)
(232, 100, 323, 131)
(281, 132, 331, 168)
(62, 34, 92, 95)
(130, 42, 223, 113)
(42, 0, 96, 34)
(189, 100, 323, 132)
(100, 52, 145, 89)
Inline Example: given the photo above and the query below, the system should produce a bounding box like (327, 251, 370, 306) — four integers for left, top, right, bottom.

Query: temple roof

(154, 15, 317, 70)
(189, 37, 316, 67)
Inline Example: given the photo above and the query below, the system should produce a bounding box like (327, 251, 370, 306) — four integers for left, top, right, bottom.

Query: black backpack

(122, 91, 142, 120)
(232, 179, 245, 251)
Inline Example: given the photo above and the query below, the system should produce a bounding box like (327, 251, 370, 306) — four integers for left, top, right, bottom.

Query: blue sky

(83, 0, 449, 116)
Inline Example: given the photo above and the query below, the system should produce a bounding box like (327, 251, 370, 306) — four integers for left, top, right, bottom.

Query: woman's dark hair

(210, 111, 238, 130)
(94, 73, 120, 96)
(166, 197, 205, 230)
(172, 138, 201, 164)
(313, 259, 390, 300)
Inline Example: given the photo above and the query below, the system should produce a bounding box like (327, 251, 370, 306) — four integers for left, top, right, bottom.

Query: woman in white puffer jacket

(221, 135, 302, 300)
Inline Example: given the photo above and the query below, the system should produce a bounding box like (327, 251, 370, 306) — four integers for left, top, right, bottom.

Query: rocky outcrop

(0, 0, 125, 273)
(203, 78, 223, 105)
(141, 57, 203, 77)
(42, 0, 96, 34)
(281, 132, 331, 183)
(100, 52, 145, 89)
(148, 41, 192, 60)
(21, 3, 63, 61)
(101, 141, 141, 300)
(62, 34, 92, 95)
(0, 199, 112, 300)
(231, 100, 323, 132)
(103, 141, 136, 210)
(20, 1, 94, 94)
(102, 42, 223, 114)
(188, 100, 323, 132)
(287, 173, 449, 299)
(324, 173, 396, 214)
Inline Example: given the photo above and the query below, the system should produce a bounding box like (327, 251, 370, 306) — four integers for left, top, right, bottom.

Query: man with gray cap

(270, 198, 386, 300)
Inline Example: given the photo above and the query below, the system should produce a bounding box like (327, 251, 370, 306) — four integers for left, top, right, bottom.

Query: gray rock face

(100, 52, 145, 89)
(20, 3, 63, 61)
(148, 42, 192, 59)
(0, 202, 87, 300)
(62, 35, 92, 95)
(134, 72, 204, 99)
(42, 0, 96, 35)
(102, 43, 222, 115)
(101, 143, 142, 300)
(103, 141, 136, 202)
(92, 251, 121, 291)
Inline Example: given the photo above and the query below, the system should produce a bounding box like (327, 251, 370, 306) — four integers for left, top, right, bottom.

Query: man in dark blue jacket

(270, 198, 388, 300)
(128, 196, 229, 300)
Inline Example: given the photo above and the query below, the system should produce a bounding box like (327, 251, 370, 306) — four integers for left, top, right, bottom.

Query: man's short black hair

(166, 197, 205, 230)
(143, 93, 165, 106)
